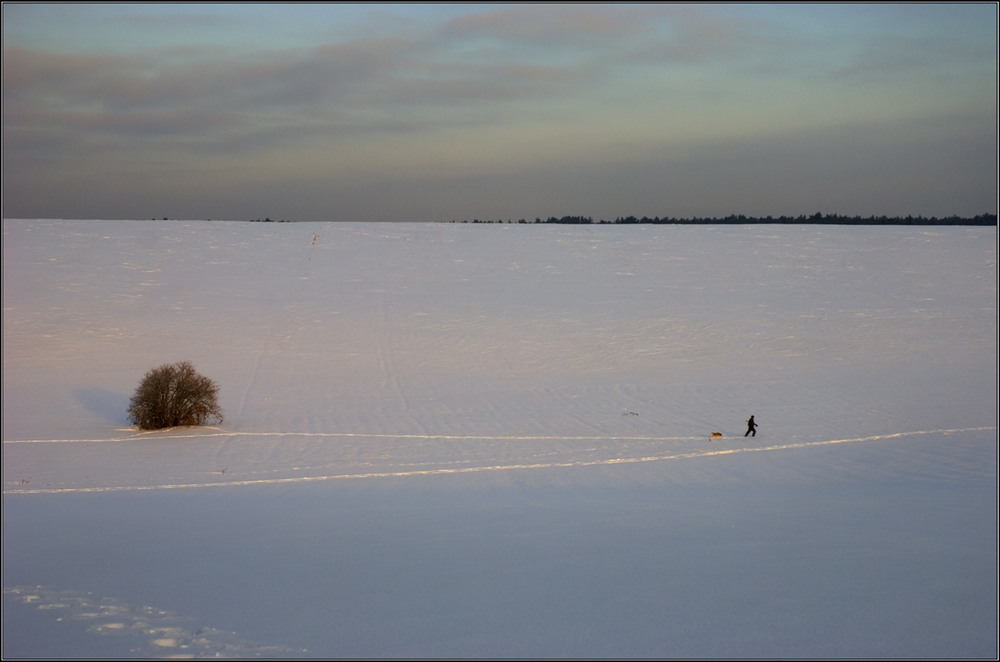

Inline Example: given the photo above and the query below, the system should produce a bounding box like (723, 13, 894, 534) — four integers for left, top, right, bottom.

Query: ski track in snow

(3, 426, 992, 494)
(231, 232, 318, 455)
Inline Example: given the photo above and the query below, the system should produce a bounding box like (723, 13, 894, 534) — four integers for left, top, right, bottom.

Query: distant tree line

(452, 213, 996, 226)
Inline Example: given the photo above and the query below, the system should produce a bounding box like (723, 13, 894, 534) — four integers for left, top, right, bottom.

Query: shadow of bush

(74, 387, 130, 425)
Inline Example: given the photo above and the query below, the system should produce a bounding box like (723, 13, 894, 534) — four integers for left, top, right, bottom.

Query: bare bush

(127, 361, 223, 430)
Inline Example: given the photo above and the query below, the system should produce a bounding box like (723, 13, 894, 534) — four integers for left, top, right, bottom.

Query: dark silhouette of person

(744, 415, 757, 437)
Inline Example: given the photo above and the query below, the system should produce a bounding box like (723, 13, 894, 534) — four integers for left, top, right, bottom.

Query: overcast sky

(3, 3, 996, 221)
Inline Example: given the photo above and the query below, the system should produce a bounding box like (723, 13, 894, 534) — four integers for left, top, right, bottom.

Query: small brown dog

(711, 432, 723, 439)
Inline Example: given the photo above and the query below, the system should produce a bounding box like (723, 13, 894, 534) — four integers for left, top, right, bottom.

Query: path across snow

(3, 426, 994, 494)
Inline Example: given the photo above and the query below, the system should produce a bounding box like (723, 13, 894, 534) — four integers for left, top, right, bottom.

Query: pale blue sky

(3, 3, 996, 221)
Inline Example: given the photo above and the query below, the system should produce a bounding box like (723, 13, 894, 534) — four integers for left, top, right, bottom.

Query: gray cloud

(2, 4, 995, 221)
(3, 25, 588, 152)
(6, 109, 991, 222)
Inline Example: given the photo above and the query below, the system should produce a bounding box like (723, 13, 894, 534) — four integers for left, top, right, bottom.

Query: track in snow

(3, 427, 992, 494)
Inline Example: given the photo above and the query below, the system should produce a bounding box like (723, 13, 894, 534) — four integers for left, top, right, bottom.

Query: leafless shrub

(127, 361, 223, 430)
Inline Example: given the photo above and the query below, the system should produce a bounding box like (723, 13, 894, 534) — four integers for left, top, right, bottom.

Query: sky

(2, 3, 997, 222)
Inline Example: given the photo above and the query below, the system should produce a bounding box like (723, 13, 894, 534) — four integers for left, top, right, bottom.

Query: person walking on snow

(745, 415, 757, 437)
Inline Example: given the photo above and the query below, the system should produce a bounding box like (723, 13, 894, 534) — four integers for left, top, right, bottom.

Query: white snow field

(3, 219, 997, 658)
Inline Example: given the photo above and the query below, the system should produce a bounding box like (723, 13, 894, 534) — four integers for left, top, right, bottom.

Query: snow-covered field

(3, 219, 997, 658)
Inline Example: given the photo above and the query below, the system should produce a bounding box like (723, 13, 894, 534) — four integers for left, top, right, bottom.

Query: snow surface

(3, 219, 997, 658)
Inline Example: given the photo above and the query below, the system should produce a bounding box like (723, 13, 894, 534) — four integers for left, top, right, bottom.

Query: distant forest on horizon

(242, 213, 997, 225)
(449, 212, 998, 226)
